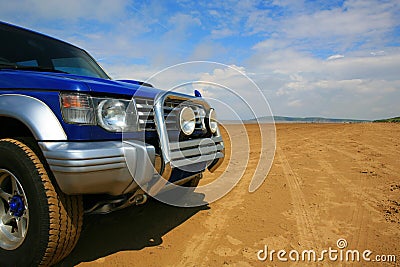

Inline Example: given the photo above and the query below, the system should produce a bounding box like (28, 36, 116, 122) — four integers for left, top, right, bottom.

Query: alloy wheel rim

(0, 169, 29, 250)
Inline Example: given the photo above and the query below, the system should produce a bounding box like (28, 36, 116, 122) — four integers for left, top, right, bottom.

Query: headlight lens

(179, 106, 196, 136)
(98, 99, 125, 131)
(96, 99, 138, 132)
(207, 108, 218, 134)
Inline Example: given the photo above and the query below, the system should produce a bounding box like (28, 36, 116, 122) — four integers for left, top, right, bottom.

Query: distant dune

(374, 116, 400, 123)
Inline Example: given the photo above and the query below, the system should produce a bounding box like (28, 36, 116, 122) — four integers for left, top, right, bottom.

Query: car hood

(0, 70, 163, 99)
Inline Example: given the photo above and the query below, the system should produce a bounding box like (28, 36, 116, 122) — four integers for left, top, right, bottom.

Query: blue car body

(0, 21, 224, 196)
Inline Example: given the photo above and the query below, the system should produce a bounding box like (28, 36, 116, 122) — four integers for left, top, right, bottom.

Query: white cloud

(252, 39, 289, 51)
(370, 51, 385, 56)
(208, 10, 220, 16)
(327, 54, 344, 60)
(210, 28, 235, 39)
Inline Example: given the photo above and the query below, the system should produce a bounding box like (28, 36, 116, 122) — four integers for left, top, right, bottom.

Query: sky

(1, 0, 400, 120)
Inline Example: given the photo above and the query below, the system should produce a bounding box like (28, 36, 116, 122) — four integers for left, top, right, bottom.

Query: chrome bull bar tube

(151, 92, 225, 192)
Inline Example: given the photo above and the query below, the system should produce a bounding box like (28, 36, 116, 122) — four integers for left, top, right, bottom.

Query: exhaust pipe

(128, 192, 148, 205)
(134, 194, 148, 205)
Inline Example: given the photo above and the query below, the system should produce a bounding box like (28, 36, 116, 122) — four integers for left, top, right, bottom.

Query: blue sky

(1, 0, 400, 120)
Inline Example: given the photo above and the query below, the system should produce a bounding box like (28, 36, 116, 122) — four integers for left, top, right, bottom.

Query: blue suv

(0, 22, 224, 266)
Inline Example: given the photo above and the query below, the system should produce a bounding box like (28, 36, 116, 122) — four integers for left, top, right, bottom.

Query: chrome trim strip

(49, 163, 126, 173)
(46, 156, 126, 167)
(172, 152, 224, 168)
(0, 94, 67, 140)
(170, 144, 224, 160)
(169, 136, 223, 150)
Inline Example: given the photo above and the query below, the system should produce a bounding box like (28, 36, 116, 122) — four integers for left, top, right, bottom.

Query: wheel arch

(0, 94, 67, 141)
(0, 116, 35, 139)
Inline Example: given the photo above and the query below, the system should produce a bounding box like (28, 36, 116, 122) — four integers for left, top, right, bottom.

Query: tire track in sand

(318, 158, 370, 253)
(294, 132, 375, 254)
(277, 147, 318, 248)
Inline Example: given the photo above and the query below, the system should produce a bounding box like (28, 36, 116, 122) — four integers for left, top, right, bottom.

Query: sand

(60, 123, 399, 266)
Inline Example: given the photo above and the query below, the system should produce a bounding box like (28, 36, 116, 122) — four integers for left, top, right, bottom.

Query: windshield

(0, 23, 110, 79)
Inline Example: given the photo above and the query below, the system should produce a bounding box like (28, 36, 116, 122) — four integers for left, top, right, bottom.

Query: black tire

(0, 139, 83, 266)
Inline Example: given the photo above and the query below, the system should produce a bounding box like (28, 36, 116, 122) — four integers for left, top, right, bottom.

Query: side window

(16, 60, 38, 67)
(52, 57, 97, 77)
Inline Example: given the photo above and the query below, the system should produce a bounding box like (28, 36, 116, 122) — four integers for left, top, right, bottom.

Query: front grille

(135, 98, 155, 131)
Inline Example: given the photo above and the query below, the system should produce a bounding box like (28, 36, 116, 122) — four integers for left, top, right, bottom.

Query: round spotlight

(207, 108, 218, 134)
(179, 106, 196, 135)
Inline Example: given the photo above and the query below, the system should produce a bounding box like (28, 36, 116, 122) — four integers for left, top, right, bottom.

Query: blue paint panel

(0, 70, 162, 98)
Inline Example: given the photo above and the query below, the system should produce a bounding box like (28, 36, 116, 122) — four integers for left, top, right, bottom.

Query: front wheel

(0, 139, 83, 266)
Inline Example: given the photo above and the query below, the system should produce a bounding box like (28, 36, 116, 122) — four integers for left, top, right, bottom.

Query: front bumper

(39, 140, 156, 195)
(39, 138, 224, 196)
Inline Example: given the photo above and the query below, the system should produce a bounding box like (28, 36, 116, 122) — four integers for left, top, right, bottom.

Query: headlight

(179, 106, 196, 136)
(97, 99, 124, 131)
(60, 93, 139, 132)
(96, 99, 138, 132)
(207, 108, 218, 134)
